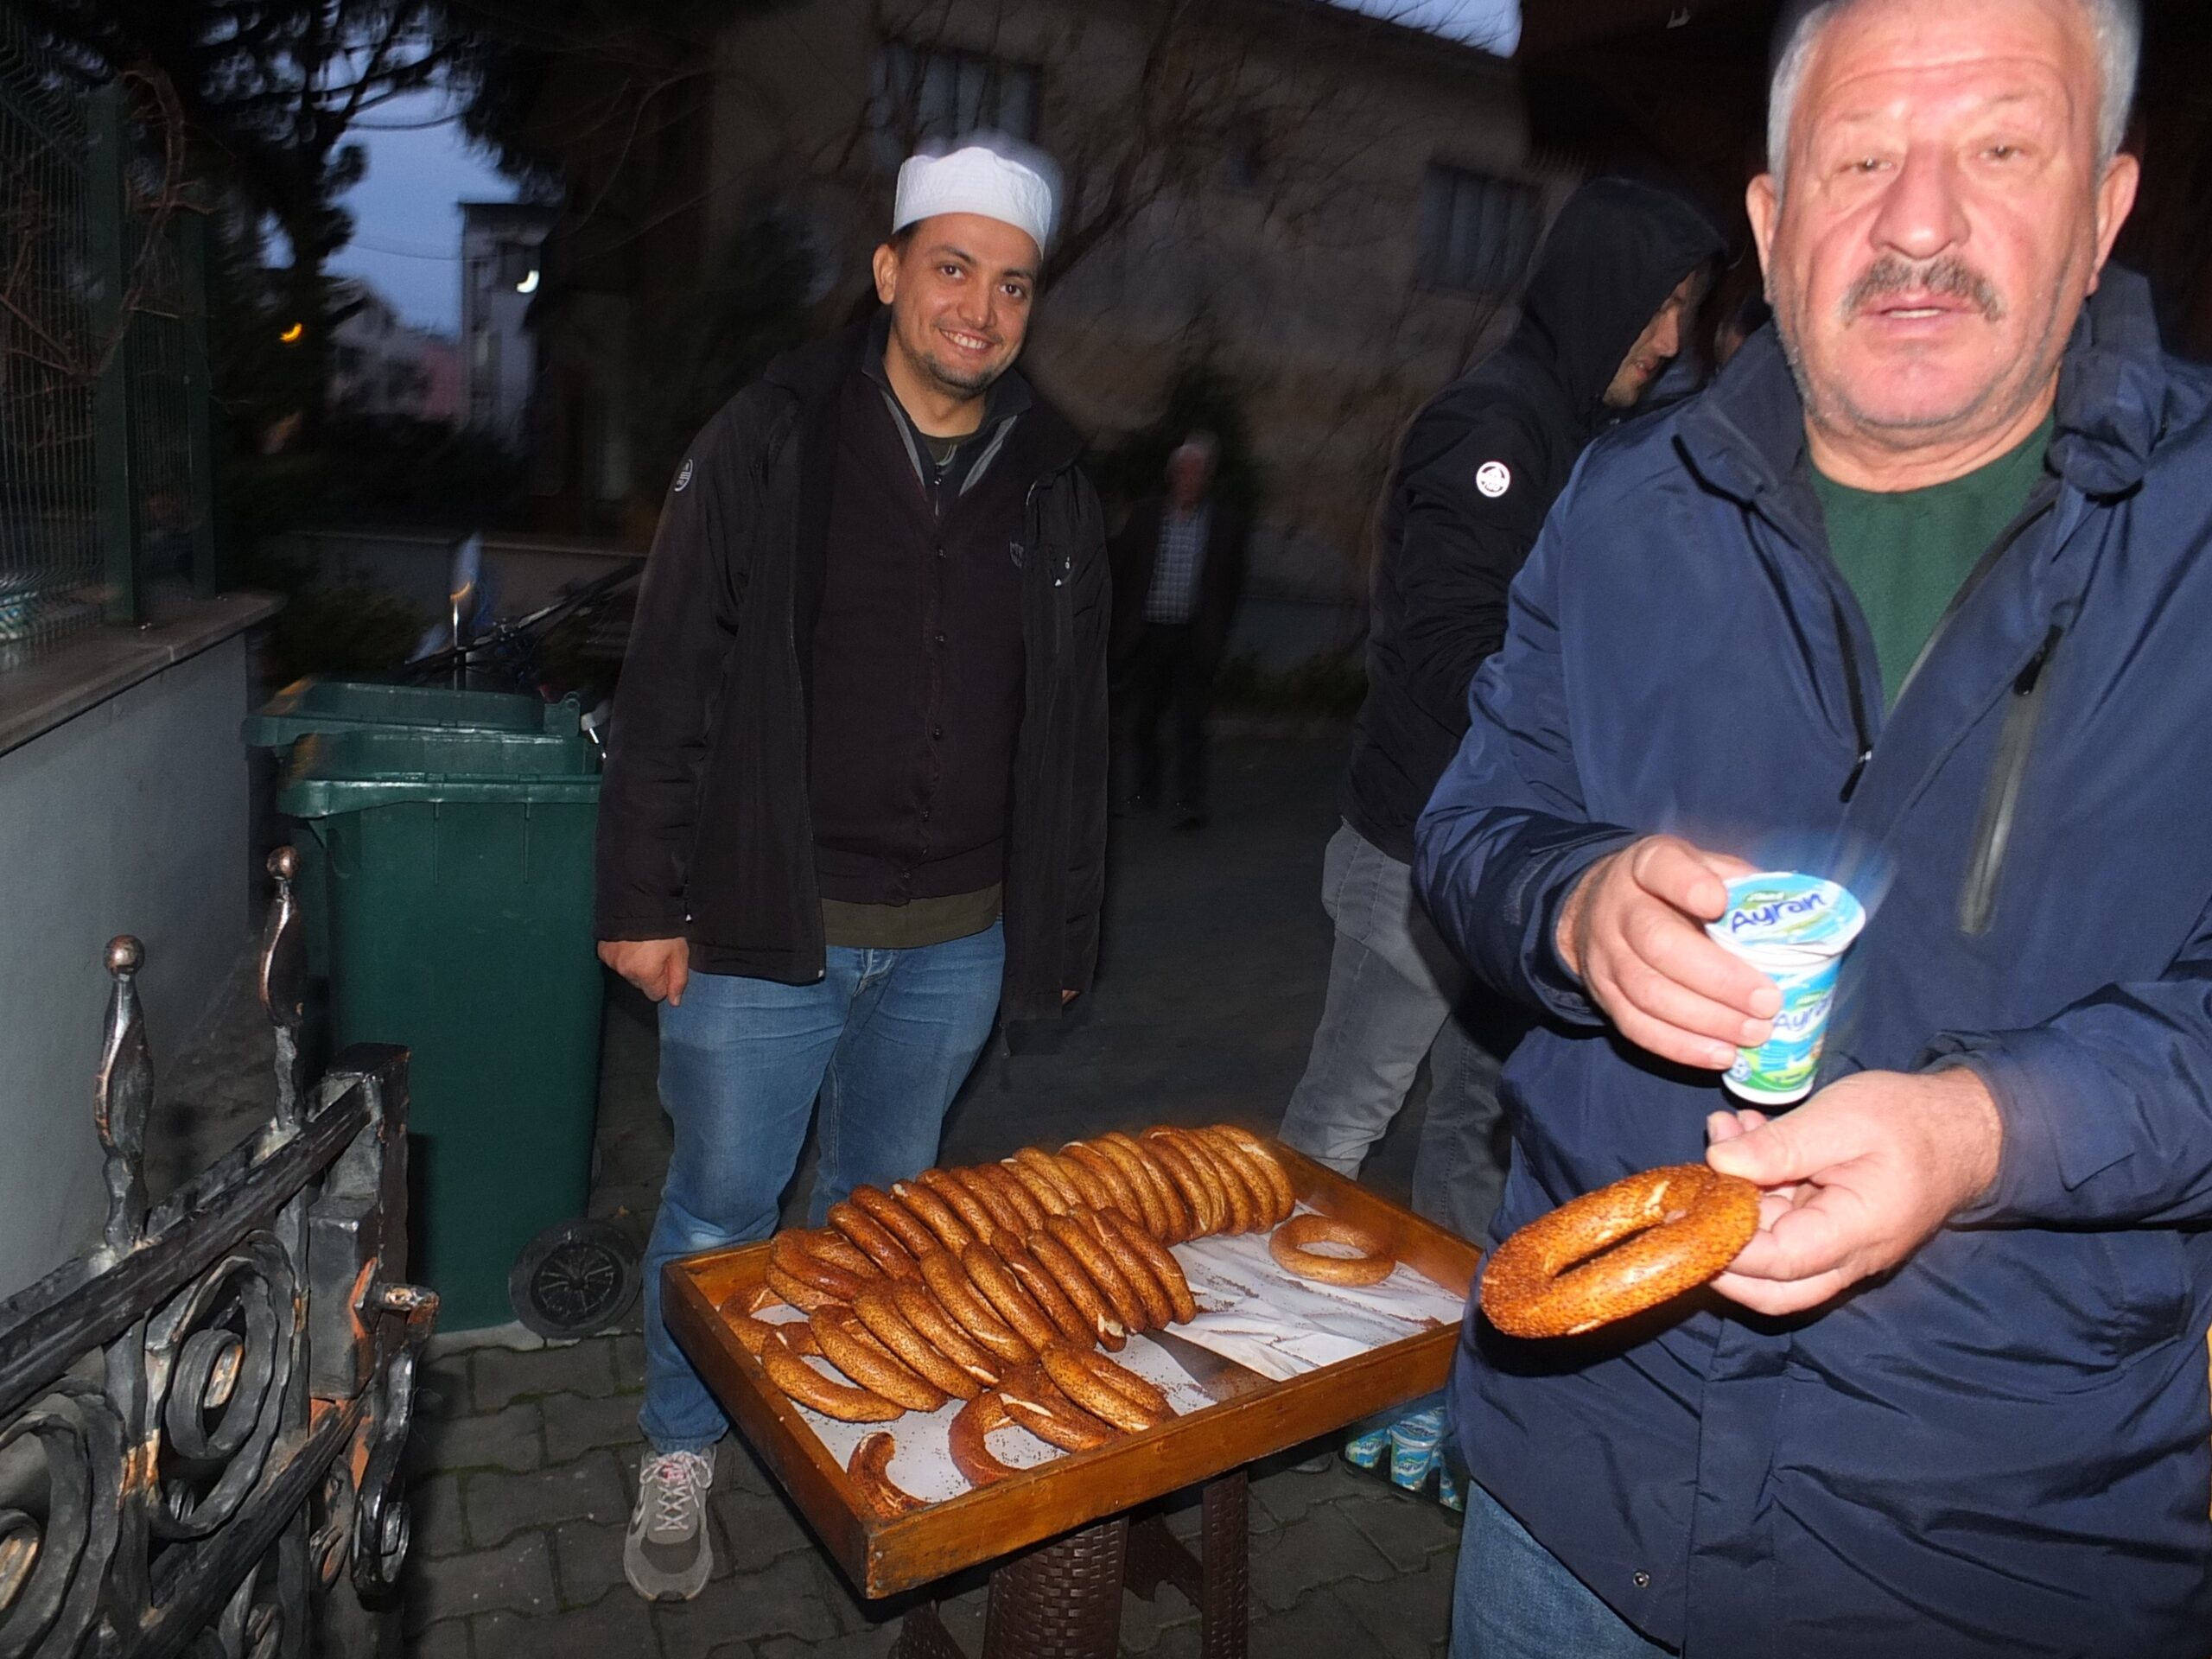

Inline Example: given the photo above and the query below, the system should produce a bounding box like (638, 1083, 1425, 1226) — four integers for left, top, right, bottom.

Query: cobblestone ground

(397, 732, 1468, 1656)
(400, 1332, 1459, 1659)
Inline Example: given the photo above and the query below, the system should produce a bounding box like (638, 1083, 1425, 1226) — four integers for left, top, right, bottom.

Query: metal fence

(0, 14, 216, 661)
(0, 849, 433, 1655)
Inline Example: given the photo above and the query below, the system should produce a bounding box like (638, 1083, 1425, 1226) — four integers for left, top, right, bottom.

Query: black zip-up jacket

(594, 320, 1110, 1021)
(1342, 177, 1725, 863)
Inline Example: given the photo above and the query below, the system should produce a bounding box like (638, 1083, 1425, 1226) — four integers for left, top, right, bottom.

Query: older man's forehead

(1796, 3, 2098, 146)
(1805, 0, 2099, 91)
(1810, 69, 2078, 135)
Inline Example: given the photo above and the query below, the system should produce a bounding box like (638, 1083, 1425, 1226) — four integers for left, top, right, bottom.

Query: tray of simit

(662, 1127, 1482, 1599)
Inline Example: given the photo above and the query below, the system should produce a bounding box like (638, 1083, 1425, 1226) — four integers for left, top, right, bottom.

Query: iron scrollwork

(146, 1235, 296, 1543)
(0, 1382, 126, 1657)
(0, 849, 436, 1654)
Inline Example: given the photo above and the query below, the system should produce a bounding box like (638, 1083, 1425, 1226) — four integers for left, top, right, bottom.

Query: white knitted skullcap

(893, 137, 1058, 255)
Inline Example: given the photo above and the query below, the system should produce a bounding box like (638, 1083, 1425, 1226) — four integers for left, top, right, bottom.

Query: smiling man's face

(874, 212, 1039, 409)
(1748, 0, 2137, 471)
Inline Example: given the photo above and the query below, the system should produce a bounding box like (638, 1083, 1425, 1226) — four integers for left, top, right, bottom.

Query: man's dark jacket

(1108, 497, 1249, 676)
(1417, 270, 2212, 1656)
(1343, 178, 1724, 863)
(594, 320, 1110, 1020)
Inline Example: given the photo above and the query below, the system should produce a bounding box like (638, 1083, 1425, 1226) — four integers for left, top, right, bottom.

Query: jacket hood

(1681, 265, 2176, 510)
(1518, 177, 1726, 424)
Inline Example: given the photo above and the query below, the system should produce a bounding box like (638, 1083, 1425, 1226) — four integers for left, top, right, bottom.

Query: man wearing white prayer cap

(599, 132, 1109, 1601)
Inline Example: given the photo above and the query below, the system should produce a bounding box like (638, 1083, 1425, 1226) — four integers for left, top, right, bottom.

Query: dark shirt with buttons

(805, 321, 1033, 946)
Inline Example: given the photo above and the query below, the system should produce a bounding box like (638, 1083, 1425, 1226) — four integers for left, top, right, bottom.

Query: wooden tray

(663, 1143, 1482, 1599)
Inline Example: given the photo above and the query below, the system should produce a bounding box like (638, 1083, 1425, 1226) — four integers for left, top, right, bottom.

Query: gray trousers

(1279, 822, 1514, 1243)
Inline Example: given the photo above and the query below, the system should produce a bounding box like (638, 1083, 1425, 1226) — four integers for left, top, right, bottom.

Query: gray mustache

(1841, 256, 2005, 321)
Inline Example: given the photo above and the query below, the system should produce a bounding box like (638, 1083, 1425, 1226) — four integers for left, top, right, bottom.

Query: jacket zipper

(1831, 582, 1876, 804)
(1891, 485, 2061, 709)
(1834, 485, 2061, 805)
(1958, 623, 2063, 936)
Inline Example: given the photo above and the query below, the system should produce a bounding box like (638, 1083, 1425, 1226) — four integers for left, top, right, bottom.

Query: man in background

(1111, 434, 1249, 830)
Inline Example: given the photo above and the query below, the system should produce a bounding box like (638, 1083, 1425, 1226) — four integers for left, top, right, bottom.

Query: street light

(278, 321, 305, 345)
(516, 269, 540, 295)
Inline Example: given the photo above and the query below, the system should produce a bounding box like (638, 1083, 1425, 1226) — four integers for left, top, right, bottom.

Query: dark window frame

(870, 38, 1045, 170)
(1415, 163, 1543, 296)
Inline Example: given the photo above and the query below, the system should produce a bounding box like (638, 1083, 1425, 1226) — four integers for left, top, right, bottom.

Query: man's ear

(2087, 151, 2141, 295)
(1745, 173, 1780, 290)
(872, 243, 900, 306)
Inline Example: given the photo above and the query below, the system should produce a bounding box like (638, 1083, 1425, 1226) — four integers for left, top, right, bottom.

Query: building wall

(0, 635, 253, 1295)
(461, 207, 556, 447)
(693, 0, 1564, 605)
(522, 0, 1557, 597)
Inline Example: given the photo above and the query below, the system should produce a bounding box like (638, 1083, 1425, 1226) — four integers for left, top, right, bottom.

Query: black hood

(1519, 177, 1727, 425)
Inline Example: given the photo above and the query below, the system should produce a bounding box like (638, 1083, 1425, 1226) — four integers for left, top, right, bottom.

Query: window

(496, 240, 537, 289)
(872, 41, 1041, 168)
(1416, 166, 1542, 295)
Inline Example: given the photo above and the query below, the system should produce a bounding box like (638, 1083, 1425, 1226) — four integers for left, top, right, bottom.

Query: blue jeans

(1453, 1484, 1675, 1658)
(639, 921, 1005, 1454)
(1279, 823, 1515, 1242)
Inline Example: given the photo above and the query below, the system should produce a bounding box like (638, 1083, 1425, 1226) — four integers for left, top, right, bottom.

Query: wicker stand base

(893, 1470, 1251, 1659)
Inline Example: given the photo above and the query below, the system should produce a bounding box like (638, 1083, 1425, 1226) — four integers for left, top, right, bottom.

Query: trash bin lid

(244, 678, 580, 749)
(276, 725, 601, 817)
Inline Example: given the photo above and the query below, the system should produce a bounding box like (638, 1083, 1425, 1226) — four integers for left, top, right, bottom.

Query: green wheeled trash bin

(243, 680, 574, 1076)
(278, 721, 633, 1334)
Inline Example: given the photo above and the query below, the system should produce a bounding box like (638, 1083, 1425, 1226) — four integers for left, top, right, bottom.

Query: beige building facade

(531, 0, 1571, 630)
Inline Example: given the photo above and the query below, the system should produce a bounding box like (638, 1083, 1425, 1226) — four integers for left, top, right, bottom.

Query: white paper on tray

(755, 1210, 1465, 1496)
(1164, 1208, 1465, 1382)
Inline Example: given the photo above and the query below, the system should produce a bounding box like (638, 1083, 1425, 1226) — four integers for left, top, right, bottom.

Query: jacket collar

(858, 309, 1032, 425)
(763, 315, 1084, 476)
(1679, 266, 2171, 510)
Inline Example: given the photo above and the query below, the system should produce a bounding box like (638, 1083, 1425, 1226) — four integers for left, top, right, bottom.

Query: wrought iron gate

(0, 849, 435, 1656)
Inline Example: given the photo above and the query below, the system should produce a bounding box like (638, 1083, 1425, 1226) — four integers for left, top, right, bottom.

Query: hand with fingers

(1702, 1068, 2005, 1317)
(1554, 835, 1779, 1070)
(598, 937, 690, 1005)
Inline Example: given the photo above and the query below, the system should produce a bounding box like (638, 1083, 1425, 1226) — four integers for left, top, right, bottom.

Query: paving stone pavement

(397, 733, 1471, 1656)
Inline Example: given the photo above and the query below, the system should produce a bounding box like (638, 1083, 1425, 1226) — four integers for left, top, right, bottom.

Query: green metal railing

(0, 15, 216, 660)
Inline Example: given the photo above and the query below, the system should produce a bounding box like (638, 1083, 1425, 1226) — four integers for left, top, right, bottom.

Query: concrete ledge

(0, 590, 283, 760)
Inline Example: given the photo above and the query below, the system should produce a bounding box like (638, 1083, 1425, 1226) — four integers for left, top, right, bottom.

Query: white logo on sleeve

(1475, 461, 1512, 499)
(673, 459, 695, 493)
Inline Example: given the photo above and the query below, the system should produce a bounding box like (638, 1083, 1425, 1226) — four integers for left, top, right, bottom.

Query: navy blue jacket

(1415, 270, 2212, 1656)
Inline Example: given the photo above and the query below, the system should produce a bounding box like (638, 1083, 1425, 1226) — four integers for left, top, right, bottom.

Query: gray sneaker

(625, 1448, 715, 1600)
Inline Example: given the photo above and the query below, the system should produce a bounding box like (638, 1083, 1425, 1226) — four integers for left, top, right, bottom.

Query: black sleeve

(1389, 404, 1553, 741)
(1062, 471, 1113, 994)
(593, 400, 760, 941)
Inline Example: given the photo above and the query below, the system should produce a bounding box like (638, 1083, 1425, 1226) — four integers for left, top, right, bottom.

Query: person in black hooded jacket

(1280, 179, 1724, 1258)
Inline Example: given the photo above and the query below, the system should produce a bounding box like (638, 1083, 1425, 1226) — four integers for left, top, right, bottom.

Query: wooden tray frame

(663, 1143, 1482, 1599)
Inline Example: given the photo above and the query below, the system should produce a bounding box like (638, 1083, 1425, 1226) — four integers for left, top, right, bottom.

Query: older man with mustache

(1418, 0, 2212, 1653)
